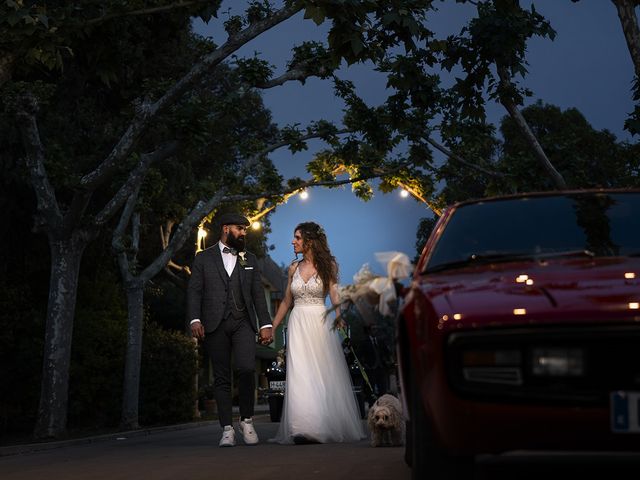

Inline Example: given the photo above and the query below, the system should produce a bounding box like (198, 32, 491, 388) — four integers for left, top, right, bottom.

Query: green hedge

(69, 315, 198, 430)
(139, 322, 198, 426)
(67, 303, 128, 429)
(1, 287, 197, 437)
(0, 283, 44, 436)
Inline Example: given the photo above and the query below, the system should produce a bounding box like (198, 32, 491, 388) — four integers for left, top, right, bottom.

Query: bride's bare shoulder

(287, 259, 301, 276)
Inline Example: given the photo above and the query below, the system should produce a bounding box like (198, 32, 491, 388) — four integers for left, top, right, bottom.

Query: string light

(400, 189, 409, 198)
(252, 221, 262, 230)
(299, 190, 309, 200)
(196, 225, 208, 252)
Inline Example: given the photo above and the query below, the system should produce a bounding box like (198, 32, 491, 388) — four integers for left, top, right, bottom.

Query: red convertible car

(397, 189, 640, 478)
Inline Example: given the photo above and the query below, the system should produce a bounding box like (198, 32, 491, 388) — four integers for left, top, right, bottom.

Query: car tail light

(531, 347, 585, 377)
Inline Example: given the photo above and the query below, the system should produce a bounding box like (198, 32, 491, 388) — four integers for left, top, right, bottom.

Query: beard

(227, 232, 245, 251)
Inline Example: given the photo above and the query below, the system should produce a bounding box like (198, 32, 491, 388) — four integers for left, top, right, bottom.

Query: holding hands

(259, 326, 273, 345)
(191, 320, 205, 340)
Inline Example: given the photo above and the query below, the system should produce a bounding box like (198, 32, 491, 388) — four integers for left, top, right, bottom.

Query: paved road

(0, 415, 410, 480)
(6, 416, 637, 480)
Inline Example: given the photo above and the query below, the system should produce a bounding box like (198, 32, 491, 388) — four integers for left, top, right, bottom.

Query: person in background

(359, 323, 392, 403)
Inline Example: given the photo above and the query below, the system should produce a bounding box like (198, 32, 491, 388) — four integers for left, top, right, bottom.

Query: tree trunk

(33, 234, 87, 439)
(120, 280, 145, 430)
(612, 0, 640, 78)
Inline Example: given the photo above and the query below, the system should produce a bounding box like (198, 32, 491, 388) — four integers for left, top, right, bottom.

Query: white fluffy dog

(367, 393, 405, 447)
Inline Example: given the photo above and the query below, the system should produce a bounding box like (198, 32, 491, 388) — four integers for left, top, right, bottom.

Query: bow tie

(222, 246, 237, 255)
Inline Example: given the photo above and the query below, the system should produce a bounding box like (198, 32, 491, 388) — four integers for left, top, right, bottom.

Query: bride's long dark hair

(295, 221, 338, 296)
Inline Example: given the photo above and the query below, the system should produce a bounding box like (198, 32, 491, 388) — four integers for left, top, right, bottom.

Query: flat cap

(217, 212, 250, 226)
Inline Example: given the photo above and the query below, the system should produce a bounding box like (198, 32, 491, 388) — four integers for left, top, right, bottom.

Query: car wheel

(409, 361, 474, 479)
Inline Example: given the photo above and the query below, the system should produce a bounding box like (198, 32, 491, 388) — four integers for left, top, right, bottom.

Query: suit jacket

(187, 244, 271, 334)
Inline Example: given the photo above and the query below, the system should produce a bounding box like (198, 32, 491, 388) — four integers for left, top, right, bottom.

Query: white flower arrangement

(336, 252, 414, 319)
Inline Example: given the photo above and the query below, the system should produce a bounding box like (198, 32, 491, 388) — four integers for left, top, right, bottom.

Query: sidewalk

(0, 404, 272, 457)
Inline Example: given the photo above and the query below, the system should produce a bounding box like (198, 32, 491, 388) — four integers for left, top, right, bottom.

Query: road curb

(0, 420, 222, 457)
(0, 408, 274, 458)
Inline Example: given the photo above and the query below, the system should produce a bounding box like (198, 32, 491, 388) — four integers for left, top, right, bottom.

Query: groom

(187, 212, 273, 447)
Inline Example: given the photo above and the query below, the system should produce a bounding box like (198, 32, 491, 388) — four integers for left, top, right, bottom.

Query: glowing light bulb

(299, 190, 309, 200)
(400, 189, 409, 198)
(252, 221, 261, 230)
(196, 226, 208, 252)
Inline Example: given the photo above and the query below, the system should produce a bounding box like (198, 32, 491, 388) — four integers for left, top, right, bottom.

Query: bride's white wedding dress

(271, 267, 366, 444)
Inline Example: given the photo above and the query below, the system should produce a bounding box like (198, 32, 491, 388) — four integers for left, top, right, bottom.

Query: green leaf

(36, 14, 49, 28)
(350, 37, 364, 57)
(303, 5, 326, 26)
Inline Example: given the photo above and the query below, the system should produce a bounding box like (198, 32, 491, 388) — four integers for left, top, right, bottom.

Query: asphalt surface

(5, 414, 638, 480)
(0, 414, 410, 480)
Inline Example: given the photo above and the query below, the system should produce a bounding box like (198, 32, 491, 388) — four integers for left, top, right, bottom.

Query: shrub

(0, 283, 44, 438)
(67, 265, 128, 430)
(67, 304, 127, 430)
(139, 322, 198, 426)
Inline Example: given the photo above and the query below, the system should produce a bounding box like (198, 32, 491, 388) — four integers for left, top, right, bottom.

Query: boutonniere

(238, 251, 248, 267)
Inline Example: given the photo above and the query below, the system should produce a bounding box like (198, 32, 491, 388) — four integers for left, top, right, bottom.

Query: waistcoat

(224, 262, 246, 319)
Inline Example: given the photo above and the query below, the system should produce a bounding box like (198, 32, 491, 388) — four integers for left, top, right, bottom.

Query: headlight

(531, 347, 584, 377)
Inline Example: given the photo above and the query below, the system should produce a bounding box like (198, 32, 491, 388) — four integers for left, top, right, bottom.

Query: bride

(269, 221, 366, 444)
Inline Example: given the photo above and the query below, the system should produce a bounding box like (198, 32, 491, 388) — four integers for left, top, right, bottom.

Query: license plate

(610, 391, 640, 433)
(269, 380, 285, 391)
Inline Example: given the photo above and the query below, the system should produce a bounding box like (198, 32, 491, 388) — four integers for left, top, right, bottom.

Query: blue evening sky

(194, 1, 634, 284)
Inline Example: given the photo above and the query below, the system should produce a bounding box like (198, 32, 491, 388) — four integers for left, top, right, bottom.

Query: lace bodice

(291, 267, 325, 306)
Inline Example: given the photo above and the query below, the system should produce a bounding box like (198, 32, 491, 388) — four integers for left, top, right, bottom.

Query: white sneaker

(239, 418, 259, 445)
(219, 425, 236, 447)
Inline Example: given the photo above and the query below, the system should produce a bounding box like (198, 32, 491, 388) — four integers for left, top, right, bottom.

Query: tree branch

(395, 181, 442, 216)
(162, 264, 188, 289)
(256, 64, 332, 89)
(246, 128, 349, 166)
(84, 1, 210, 27)
(132, 212, 140, 267)
(113, 185, 141, 251)
(160, 220, 192, 275)
(112, 184, 142, 282)
(425, 136, 506, 178)
(160, 220, 175, 251)
(79, 2, 302, 191)
(14, 93, 63, 231)
(162, 221, 191, 287)
(497, 67, 567, 189)
(94, 141, 179, 225)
